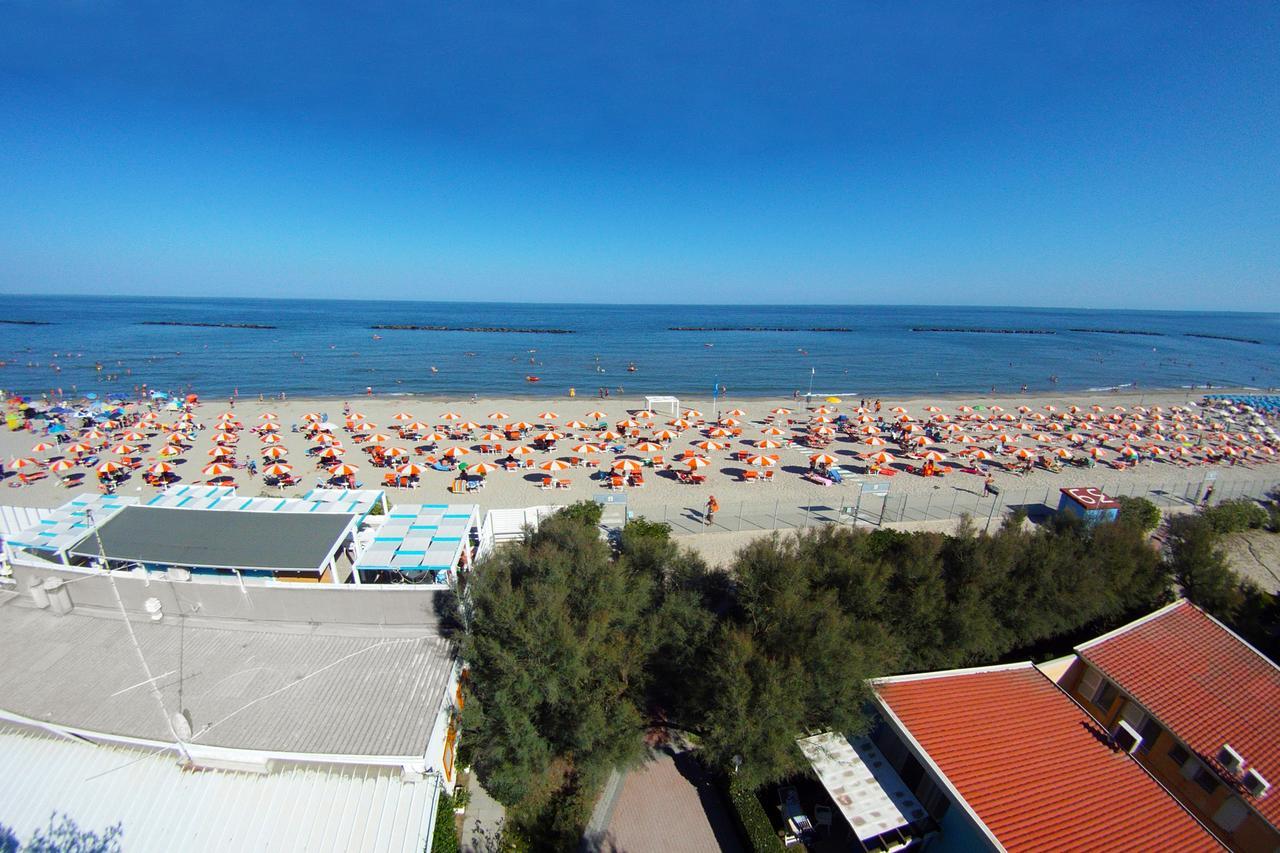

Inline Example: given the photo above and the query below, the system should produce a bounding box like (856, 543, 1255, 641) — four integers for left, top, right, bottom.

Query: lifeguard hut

(1057, 487, 1120, 525)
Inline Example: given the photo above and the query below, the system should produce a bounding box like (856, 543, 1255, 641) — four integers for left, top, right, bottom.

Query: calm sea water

(1, 296, 1277, 400)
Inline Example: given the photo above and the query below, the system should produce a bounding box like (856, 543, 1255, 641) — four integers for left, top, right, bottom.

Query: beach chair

(763, 469, 775, 483)
(540, 476, 553, 490)
(555, 478, 571, 489)
(631, 473, 645, 487)
(610, 475, 625, 489)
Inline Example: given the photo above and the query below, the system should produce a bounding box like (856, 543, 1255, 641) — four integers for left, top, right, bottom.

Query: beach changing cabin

(1057, 486, 1120, 524)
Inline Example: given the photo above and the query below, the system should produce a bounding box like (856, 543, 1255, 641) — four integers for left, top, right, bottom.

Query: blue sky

(1, 3, 1276, 307)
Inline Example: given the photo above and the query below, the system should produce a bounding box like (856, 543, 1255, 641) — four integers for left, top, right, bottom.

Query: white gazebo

(644, 395, 680, 416)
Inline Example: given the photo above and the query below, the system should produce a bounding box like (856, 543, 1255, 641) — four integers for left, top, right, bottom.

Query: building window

(1168, 743, 1190, 767)
(1137, 718, 1162, 754)
(1194, 767, 1220, 795)
(1093, 681, 1118, 710)
(1213, 797, 1247, 833)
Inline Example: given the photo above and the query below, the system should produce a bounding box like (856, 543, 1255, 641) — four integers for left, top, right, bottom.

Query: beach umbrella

(617, 419, 639, 429)
(366, 432, 394, 443)
(478, 431, 505, 442)
(920, 450, 946, 463)
(384, 446, 409, 458)
(96, 461, 122, 475)
(535, 431, 563, 443)
(953, 434, 976, 445)
(402, 421, 432, 434)
(84, 429, 108, 442)
(755, 438, 783, 449)
(109, 443, 138, 455)
(696, 440, 728, 451)
(1087, 447, 1107, 459)
(867, 451, 896, 466)
(260, 434, 282, 445)
(422, 431, 449, 443)
(147, 462, 176, 476)
(967, 449, 994, 461)
(205, 446, 232, 458)
(202, 462, 233, 476)
(810, 453, 838, 466)
(745, 454, 779, 466)
(263, 446, 288, 459)
(956, 405, 973, 413)
(572, 442, 604, 453)
(318, 447, 345, 459)
(1146, 446, 1166, 457)
(259, 422, 280, 432)
(31, 441, 57, 454)
(584, 410, 608, 420)
(352, 421, 379, 432)
(670, 418, 694, 429)
(866, 436, 889, 446)
(613, 458, 644, 472)
(770, 407, 792, 415)
(328, 462, 359, 477)
(761, 426, 787, 436)
(707, 427, 732, 438)
(49, 459, 77, 473)
(685, 456, 711, 470)
(440, 411, 461, 421)
(596, 430, 622, 442)
(682, 408, 704, 418)
(908, 435, 929, 447)
(631, 441, 661, 452)
(1012, 448, 1035, 460)
(390, 412, 414, 421)
(469, 463, 497, 476)
(508, 445, 534, 456)
(441, 446, 471, 458)
(540, 459, 572, 472)
(258, 412, 279, 420)
(451, 421, 478, 431)
(395, 462, 425, 477)
(536, 411, 559, 420)
(118, 431, 147, 442)
(211, 432, 237, 444)
(635, 411, 655, 420)
(509, 421, 535, 431)
(158, 445, 182, 458)
(652, 429, 678, 442)
(488, 411, 510, 421)
(564, 420, 590, 430)
(262, 462, 293, 477)
(65, 442, 92, 455)
(813, 426, 837, 437)
(1051, 447, 1072, 459)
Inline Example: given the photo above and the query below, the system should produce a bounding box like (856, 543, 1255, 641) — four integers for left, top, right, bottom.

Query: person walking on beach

(705, 495, 719, 526)
(983, 474, 998, 497)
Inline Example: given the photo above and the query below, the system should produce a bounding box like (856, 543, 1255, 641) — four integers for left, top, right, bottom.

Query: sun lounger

(803, 471, 833, 486)
(541, 476, 553, 490)
(555, 478, 571, 489)
(742, 470, 759, 482)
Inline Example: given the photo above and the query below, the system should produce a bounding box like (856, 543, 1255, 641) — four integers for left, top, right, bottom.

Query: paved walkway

(584, 748, 743, 852)
(459, 774, 507, 853)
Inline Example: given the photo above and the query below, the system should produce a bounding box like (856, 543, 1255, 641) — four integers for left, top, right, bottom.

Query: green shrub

(1115, 496, 1161, 532)
(1203, 499, 1269, 533)
(724, 775, 784, 853)
(557, 500, 603, 526)
(430, 790, 458, 853)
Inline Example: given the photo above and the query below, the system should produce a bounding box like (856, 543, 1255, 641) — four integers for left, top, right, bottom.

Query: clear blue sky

(1, 3, 1276, 307)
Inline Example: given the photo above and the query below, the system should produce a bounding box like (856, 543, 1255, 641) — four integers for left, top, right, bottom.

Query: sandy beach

(3, 389, 1277, 541)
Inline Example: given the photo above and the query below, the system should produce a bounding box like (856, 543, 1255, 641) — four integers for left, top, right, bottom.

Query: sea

(1, 295, 1278, 401)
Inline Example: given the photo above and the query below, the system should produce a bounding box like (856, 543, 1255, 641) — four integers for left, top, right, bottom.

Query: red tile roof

(875, 664, 1220, 852)
(1079, 599, 1280, 827)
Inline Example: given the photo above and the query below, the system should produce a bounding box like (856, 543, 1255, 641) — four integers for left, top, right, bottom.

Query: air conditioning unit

(1243, 769, 1271, 799)
(1218, 744, 1244, 775)
(1112, 720, 1142, 754)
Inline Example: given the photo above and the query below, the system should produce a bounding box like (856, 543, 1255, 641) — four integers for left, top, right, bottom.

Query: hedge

(724, 775, 785, 853)
(429, 790, 458, 853)
(1203, 499, 1269, 533)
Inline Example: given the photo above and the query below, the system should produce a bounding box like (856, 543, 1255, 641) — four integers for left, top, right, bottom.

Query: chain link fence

(628, 474, 1278, 536)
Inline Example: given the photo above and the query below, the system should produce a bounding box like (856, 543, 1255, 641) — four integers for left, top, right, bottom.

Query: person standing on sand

(705, 495, 719, 525)
(983, 474, 997, 497)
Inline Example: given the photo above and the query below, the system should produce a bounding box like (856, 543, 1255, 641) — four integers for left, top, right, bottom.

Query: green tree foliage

(1202, 499, 1269, 534)
(1115, 495, 1161, 532)
(0, 814, 123, 853)
(1165, 514, 1243, 615)
(429, 791, 458, 853)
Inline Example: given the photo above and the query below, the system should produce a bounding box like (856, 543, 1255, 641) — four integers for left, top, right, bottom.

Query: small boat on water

(526, 375, 540, 382)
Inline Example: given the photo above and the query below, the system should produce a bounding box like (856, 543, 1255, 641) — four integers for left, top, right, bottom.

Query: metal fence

(627, 475, 1279, 536)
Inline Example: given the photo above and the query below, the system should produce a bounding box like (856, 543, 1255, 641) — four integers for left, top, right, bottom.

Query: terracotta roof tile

(875, 665, 1220, 852)
(1079, 599, 1280, 827)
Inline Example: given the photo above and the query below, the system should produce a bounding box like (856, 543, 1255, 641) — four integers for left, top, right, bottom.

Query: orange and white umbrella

(65, 442, 92, 455)
(685, 456, 712, 470)
(564, 420, 590, 430)
(1051, 447, 1072, 458)
(632, 441, 661, 452)
(478, 431, 505, 442)
(158, 445, 182, 458)
(110, 443, 138, 455)
(726, 408, 747, 417)
(745, 453, 779, 466)
(441, 446, 471, 458)
(683, 408, 704, 418)
(1087, 447, 1107, 459)
(968, 449, 995, 461)
(328, 462, 360, 477)
(770, 407, 792, 415)
(652, 429, 678, 442)
(920, 450, 946, 462)
(867, 451, 896, 466)
(469, 462, 497, 476)
(263, 446, 288, 459)
(31, 441, 57, 454)
(49, 459, 77, 473)
(508, 445, 534, 456)
(384, 446, 409, 458)
(707, 427, 732, 438)
(534, 431, 563, 443)
(212, 432, 238, 444)
(597, 430, 622, 442)
(1012, 448, 1035, 460)
(761, 426, 787, 436)
(488, 411, 510, 421)
(540, 459, 572, 472)
(260, 434, 282, 445)
(440, 411, 461, 421)
(365, 432, 394, 443)
(262, 462, 293, 477)
(202, 462, 234, 476)
(810, 453, 838, 466)
(508, 421, 534, 432)
(670, 418, 694, 429)
(391, 412, 415, 421)
(259, 422, 280, 432)
(147, 462, 175, 476)
(635, 411, 655, 420)
(573, 442, 604, 453)
(756, 438, 783, 449)
(696, 440, 728, 451)
(865, 436, 888, 447)
(395, 462, 425, 477)
(258, 412, 279, 421)
(317, 447, 345, 459)
(612, 458, 643, 472)
(96, 460, 123, 475)
(583, 410, 608, 420)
